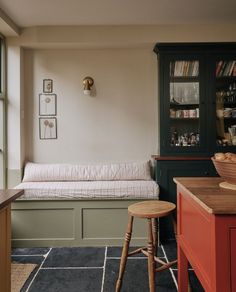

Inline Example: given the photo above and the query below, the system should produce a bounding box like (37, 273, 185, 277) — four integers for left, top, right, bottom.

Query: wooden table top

(174, 177, 236, 214)
(0, 189, 24, 210)
(152, 155, 211, 161)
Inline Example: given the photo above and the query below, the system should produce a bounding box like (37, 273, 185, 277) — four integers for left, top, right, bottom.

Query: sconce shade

(83, 76, 94, 95)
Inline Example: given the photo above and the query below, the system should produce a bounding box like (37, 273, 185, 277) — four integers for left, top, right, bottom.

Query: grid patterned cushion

(22, 161, 152, 182)
(15, 180, 159, 200)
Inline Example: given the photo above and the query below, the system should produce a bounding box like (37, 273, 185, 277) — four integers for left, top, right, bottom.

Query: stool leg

(147, 218, 155, 292)
(116, 215, 133, 292)
(151, 218, 158, 256)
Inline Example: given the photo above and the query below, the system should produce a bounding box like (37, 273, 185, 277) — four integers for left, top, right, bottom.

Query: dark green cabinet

(154, 43, 236, 157)
(152, 43, 236, 241)
(155, 158, 218, 241)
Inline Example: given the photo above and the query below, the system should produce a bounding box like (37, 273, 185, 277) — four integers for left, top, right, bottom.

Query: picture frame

(39, 94, 57, 116)
(39, 117, 57, 140)
(43, 79, 53, 93)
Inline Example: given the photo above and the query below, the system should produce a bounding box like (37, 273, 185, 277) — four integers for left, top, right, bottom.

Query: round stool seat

(128, 200, 176, 218)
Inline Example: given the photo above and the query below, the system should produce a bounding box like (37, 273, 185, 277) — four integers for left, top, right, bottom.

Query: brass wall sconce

(83, 76, 94, 96)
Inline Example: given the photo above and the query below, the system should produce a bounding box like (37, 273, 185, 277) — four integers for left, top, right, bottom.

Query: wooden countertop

(152, 155, 211, 161)
(0, 189, 24, 210)
(174, 177, 236, 214)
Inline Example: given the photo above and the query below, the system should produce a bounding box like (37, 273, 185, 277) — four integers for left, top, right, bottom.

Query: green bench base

(11, 199, 151, 247)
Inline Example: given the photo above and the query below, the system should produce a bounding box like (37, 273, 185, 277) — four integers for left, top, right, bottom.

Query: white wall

(24, 48, 158, 163)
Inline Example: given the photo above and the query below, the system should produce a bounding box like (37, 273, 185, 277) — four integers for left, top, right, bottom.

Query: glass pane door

(169, 60, 200, 148)
(215, 60, 236, 147)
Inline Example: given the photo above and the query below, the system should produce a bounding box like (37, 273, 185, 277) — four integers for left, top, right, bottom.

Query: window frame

(0, 34, 7, 188)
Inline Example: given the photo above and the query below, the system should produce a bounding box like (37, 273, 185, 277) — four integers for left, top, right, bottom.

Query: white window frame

(0, 35, 6, 188)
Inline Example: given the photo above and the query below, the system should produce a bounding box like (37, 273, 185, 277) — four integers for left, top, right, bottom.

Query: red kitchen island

(174, 177, 236, 292)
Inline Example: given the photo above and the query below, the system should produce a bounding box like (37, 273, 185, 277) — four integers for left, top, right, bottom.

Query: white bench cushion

(22, 161, 152, 182)
(15, 180, 159, 200)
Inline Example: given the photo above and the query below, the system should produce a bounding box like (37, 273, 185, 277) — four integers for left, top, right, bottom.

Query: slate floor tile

(12, 255, 44, 265)
(173, 270, 204, 292)
(11, 244, 205, 292)
(103, 258, 177, 292)
(12, 247, 50, 256)
(162, 240, 177, 262)
(28, 268, 103, 292)
(43, 247, 105, 267)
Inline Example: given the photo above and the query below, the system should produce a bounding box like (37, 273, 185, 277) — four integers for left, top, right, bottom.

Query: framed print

(39, 94, 57, 116)
(43, 79, 53, 93)
(39, 117, 57, 139)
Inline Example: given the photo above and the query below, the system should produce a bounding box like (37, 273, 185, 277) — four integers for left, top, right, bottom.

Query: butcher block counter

(0, 189, 23, 292)
(174, 177, 236, 292)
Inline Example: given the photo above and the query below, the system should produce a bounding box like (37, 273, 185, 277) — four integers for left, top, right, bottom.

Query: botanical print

(39, 117, 57, 139)
(39, 94, 57, 116)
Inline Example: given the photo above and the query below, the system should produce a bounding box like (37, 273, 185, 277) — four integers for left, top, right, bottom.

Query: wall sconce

(83, 76, 94, 96)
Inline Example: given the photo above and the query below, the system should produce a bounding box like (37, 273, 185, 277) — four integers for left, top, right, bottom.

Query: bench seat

(12, 161, 159, 247)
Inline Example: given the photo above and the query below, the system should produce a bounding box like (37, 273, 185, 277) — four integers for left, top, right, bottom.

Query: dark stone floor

(12, 241, 204, 292)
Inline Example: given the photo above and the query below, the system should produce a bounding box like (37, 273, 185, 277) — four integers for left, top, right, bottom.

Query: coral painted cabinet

(175, 178, 236, 292)
(230, 228, 236, 291)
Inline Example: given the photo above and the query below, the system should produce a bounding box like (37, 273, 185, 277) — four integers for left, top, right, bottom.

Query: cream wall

(6, 24, 236, 186)
(24, 48, 158, 163)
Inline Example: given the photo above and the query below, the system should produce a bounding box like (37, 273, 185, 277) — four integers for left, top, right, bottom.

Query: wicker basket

(211, 157, 236, 185)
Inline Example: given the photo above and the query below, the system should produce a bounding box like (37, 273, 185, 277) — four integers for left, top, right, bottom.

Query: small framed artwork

(39, 94, 57, 116)
(43, 79, 53, 93)
(39, 117, 57, 139)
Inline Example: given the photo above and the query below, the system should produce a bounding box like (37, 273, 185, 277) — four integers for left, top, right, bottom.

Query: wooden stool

(115, 200, 176, 292)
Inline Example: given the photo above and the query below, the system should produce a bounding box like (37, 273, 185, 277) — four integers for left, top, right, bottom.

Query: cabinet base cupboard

(153, 156, 218, 241)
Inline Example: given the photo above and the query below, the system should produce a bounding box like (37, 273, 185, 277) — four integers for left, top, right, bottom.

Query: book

(216, 61, 223, 76)
(223, 61, 231, 76)
(192, 61, 199, 76)
(174, 61, 180, 76)
(229, 61, 235, 76)
(233, 63, 236, 76)
(219, 61, 227, 76)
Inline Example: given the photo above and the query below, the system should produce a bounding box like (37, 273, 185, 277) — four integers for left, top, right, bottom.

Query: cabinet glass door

(215, 60, 236, 147)
(169, 60, 200, 148)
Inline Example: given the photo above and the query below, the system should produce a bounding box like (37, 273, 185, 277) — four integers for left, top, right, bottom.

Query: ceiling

(0, 0, 236, 27)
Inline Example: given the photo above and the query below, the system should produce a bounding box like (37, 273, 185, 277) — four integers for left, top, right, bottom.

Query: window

(0, 35, 6, 188)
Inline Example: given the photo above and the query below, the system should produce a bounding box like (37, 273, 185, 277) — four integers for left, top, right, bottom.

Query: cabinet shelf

(217, 117, 236, 121)
(170, 76, 199, 82)
(216, 76, 236, 80)
(222, 102, 236, 106)
(170, 117, 199, 120)
(170, 103, 199, 108)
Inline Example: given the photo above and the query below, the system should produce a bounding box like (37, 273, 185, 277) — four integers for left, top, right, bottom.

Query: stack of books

(170, 61, 199, 77)
(216, 61, 236, 77)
